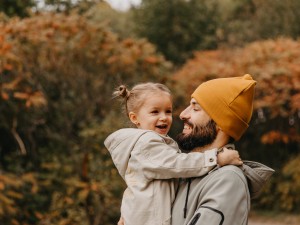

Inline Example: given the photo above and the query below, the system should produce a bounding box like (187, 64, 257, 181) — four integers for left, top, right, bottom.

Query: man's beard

(176, 119, 217, 153)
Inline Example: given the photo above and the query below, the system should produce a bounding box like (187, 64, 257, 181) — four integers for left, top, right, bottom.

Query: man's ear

(129, 112, 139, 126)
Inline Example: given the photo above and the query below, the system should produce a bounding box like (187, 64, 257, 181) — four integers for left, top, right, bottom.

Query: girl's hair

(113, 82, 171, 116)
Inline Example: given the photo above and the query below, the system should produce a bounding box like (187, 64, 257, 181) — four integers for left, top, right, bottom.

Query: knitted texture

(191, 74, 256, 140)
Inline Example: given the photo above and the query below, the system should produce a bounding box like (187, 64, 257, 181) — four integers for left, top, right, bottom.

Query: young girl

(104, 83, 242, 225)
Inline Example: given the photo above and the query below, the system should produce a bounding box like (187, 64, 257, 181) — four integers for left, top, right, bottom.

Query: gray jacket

(171, 160, 275, 225)
(104, 128, 219, 225)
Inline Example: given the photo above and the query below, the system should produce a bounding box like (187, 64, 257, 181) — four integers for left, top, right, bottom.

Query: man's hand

(217, 147, 243, 167)
(117, 216, 124, 225)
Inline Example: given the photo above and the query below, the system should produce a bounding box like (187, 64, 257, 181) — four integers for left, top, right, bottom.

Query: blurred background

(0, 0, 299, 224)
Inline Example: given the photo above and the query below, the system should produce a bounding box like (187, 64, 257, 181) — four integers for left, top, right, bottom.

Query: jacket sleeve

(133, 132, 218, 180)
(186, 168, 250, 225)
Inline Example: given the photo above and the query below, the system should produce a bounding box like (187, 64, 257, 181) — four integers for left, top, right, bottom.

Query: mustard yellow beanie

(191, 74, 256, 140)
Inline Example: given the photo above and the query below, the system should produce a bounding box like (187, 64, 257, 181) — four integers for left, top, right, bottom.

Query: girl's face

(129, 92, 173, 135)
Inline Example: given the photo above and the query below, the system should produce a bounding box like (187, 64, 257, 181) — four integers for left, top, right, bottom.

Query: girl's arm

(134, 132, 241, 180)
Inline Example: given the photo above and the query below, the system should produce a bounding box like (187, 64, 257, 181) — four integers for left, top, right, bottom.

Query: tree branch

(11, 117, 27, 155)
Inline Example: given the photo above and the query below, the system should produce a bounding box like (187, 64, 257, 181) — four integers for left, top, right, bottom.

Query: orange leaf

(34, 211, 44, 219)
(11, 219, 20, 225)
(0, 182, 4, 190)
(13, 92, 29, 100)
(1, 91, 9, 100)
(3, 63, 13, 70)
(3, 77, 22, 90)
(144, 56, 158, 64)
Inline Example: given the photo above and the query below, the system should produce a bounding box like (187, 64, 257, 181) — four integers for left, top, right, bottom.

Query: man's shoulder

(206, 165, 247, 183)
(190, 165, 245, 186)
(218, 165, 244, 173)
(216, 165, 245, 176)
(188, 165, 249, 200)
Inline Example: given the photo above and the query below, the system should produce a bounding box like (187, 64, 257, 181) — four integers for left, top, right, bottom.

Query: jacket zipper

(189, 213, 200, 225)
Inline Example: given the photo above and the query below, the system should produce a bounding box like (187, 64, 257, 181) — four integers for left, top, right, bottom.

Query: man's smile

(182, 122, 193, 134)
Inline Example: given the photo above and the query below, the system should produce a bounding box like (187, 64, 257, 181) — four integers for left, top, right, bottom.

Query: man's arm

(186, 167, 250, 225)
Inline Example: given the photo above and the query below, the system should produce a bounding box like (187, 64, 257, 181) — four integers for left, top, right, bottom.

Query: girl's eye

(151, 110, 159, 114)
(166, 110, 172, 114)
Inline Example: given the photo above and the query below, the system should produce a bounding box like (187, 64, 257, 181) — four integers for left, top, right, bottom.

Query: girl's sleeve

(134, 132, 218, 180)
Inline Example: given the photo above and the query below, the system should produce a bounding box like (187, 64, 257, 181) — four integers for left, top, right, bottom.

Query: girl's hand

(217, 147, 243, 167)
(117, 216, 124, 225)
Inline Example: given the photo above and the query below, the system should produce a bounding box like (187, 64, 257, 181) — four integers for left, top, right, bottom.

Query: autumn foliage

(0, 7, 300, 225)
(0, 12, 171, 224)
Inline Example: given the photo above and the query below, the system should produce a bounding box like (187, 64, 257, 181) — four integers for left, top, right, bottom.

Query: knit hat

(191, 74, 256, 140)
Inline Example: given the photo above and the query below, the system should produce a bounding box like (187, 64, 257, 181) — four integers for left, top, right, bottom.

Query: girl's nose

(160, 113, 167, 121)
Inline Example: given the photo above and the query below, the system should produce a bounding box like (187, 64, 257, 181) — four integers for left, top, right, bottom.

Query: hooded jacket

(104, 128, 219, 225)
(171, 159, 274, 225)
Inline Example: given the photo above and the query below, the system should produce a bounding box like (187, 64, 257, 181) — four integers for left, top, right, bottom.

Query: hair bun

(118, 85, 130, 98)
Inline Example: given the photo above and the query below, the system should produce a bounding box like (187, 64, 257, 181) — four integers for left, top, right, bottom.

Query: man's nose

(180, 107, 190, 120)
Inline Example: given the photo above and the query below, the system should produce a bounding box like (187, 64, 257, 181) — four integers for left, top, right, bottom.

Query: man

(171, 74, 274, 225)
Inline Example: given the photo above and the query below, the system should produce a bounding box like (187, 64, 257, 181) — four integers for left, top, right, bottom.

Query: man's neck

(191, 143, 221, 153)
(191, 131, 230, 153)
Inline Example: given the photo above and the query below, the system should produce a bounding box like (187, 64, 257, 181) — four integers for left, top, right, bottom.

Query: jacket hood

(104, 128, 151, 180)
(241, 160, 275, 199)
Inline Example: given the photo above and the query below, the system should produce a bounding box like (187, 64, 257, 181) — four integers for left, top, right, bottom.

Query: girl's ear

(129, 112, 139, 126)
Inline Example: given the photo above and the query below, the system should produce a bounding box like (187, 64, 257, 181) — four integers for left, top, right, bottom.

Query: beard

(176, 119, 217, 153)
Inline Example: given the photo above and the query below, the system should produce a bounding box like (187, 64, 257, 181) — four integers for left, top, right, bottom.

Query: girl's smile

(130, 92, 173, 135)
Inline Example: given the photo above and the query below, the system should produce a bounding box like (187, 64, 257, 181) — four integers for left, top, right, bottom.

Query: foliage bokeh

(0, 1, 300, 224)
(0, 9, 172, 224)
(132, 0, 218, 64)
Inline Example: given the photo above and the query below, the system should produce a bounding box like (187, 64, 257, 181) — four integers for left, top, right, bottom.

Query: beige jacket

(104, 128, 219, 225)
